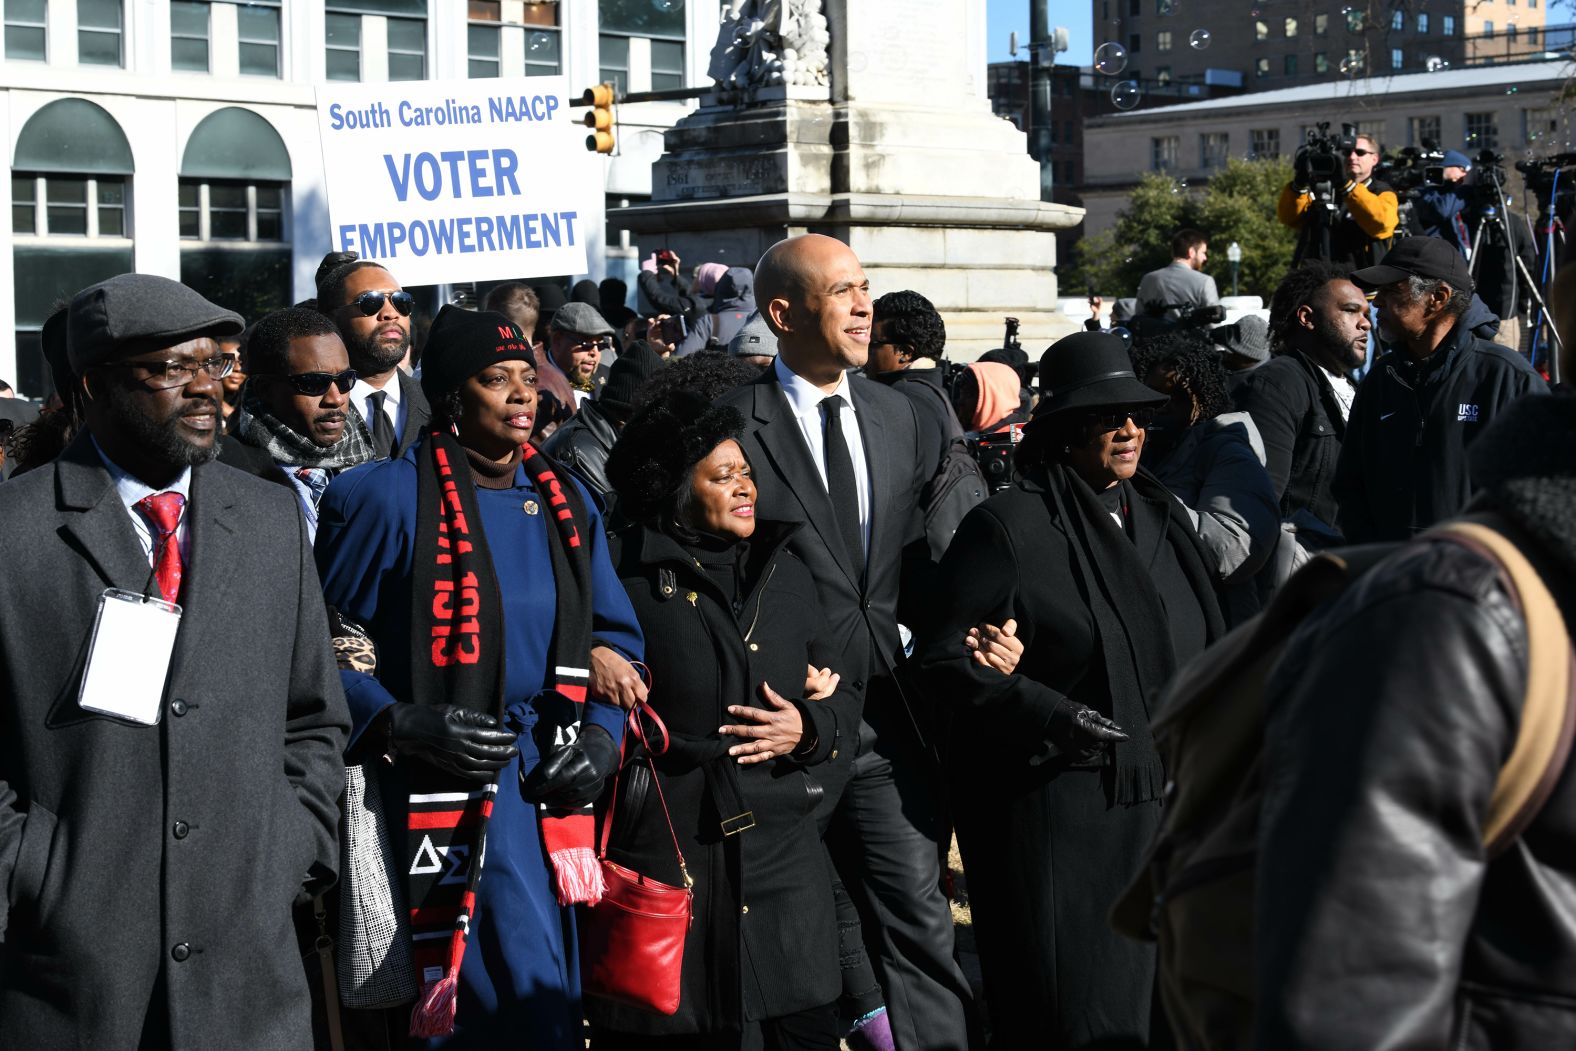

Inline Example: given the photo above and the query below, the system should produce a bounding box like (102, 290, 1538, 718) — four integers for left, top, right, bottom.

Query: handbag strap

(600, 698, 692, 888)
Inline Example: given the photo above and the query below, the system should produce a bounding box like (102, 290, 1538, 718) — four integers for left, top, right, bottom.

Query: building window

(325, 12, 360, 80)
(1285, 53, 1298, 74)
(4, 0, 46, 60)
(77, 0, 122, 66)
(238, 3, 281, 77)
(1356, 120, 1384, 149)
(1152, 135, 1178, 171)
(386, 17, 425, 80)
(1528, 27, 1539, 45)
(1443, 15, 1456, 35)
(468, 24, 499, 77)
(1409, 115, 1441, 146)
(1314, 13, 1328, 35)
(1345, 48, 1363, 72)
(1200, 131, 1229, 169)
(1251, 127, 1281, 159)
(1157, 29, 1172, 51)
(601, 0, 684, 92)
(12, 173, 127, 237)
(1391, 10, 1403, 30)
(1417, 12, 1429, 33)
(1254, 20, 1267, 41)
(1127, 0, 1139, 16)
(522, 1, 561, 76)
(1391, 47, 1403, 69)
(178, 180, 285, 242)
(1483, 20, 1494, 36)
(1507, 23, 1517, 41)
(1284, 16, 1297, 37)
(1345, 7, 1363, 32)
(1156, 65, 1171, 83)
(1466, 112, 1498, 150)
(1255, 56, 1270, 77)
(1315, 51, 1329, 73)
(1128, 32, 1141, 52)
(171, 1, 210, 72)
(1525, 106, 1563, 147)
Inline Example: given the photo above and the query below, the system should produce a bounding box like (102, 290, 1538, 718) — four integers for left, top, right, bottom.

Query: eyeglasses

(1345, 147, 1374, 157)
(1079, 407, 1157, 433)
(274, 369, 358, 396)
(347, 290, 415, 317)
(569, 337, 611, 353)
(101, 355, 234, 390)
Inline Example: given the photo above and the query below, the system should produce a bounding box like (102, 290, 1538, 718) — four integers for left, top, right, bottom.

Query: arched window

(179, 107, 293, 324)
(11, 98, 134, 395)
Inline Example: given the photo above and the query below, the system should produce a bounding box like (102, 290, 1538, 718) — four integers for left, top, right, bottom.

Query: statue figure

(707, 0, 830, 91)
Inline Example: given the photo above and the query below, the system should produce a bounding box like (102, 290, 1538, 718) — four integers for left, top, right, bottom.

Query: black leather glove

(387, 704, 519, 784)
(521, 724, 619, 808)
(1048, 700, 1130, 757)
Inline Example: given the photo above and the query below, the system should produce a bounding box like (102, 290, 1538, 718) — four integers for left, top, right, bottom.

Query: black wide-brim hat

(1029, 330, 1169, 427)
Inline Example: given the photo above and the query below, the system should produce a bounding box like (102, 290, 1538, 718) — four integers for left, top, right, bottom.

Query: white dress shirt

(93, 436, 193, 566)
(773, 357, 872, 557)
(351, 374, 404, 443)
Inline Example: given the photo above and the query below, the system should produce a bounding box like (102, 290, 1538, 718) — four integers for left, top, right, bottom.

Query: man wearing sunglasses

(218, 307, 376, 541)
(1278, 132, 1399, 269)
(317, 259, 430, 458)
(0, 273, 349, 1048)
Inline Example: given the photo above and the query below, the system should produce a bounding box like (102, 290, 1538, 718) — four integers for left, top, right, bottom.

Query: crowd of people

(1, 211, 1574, 1051)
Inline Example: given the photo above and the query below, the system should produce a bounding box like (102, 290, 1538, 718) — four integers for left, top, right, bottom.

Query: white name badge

(77, 588, 182, 726)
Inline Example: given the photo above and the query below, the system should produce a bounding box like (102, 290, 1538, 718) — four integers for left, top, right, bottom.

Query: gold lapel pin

(685, 591, 698, 607)
(522, 499, 539, 516)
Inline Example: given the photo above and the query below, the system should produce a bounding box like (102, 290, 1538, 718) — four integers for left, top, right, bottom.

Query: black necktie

(820, 395, 864, 570)
(366, 390, 396, 458)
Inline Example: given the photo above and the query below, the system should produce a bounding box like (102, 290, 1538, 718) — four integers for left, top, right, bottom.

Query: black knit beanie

(418, 304, 534, 404)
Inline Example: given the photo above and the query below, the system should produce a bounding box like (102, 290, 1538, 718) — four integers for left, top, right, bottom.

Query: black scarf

(1040, 464, 1225, 805)
(405, 428, 597, 1037)
(232, 383, 375, 469)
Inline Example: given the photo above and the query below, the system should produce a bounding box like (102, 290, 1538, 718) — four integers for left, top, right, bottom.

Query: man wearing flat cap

(0, 273, 350, 1048)
(547, 301, 613, 409)
(1334, 236, 1547, 542)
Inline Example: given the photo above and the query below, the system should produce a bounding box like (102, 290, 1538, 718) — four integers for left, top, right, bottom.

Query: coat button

(171, 699, 188, 717)
(748, 643, 759, 652)
(741, 904, 749, 914)
(173, 820, 190, 840)
(853, 680, 865, 691)
(171, 943, 191, 962)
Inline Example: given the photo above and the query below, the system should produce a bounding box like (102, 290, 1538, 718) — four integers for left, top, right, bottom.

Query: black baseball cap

(1351, 236, 1474, 294)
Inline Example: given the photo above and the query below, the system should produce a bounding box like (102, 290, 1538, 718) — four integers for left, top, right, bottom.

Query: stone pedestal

(612, 1, 1084, 360)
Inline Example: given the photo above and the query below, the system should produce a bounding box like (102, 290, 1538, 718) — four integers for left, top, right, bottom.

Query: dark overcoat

(0, 434, 349, 1049)
(587, 520, 846, 1037)
(915, 468, 1221, 1050)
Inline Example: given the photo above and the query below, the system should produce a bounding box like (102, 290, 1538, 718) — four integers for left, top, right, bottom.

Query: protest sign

(315, 76, 595, 286)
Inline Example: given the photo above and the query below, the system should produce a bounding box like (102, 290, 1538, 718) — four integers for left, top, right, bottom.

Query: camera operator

(1414, 150, 1473, 258)
(1279, 132, 1399, 267)
(1136, 228, 1221, 321)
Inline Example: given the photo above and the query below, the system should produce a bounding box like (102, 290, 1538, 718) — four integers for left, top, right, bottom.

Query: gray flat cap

(727, 312, 777, 359)
(548, 301, 614, 338)
(68, 273, 244, 372)
(1211, 314, 1270, 365)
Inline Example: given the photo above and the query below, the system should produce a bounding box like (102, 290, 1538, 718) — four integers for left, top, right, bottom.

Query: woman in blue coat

(316, 305, 645, 1050)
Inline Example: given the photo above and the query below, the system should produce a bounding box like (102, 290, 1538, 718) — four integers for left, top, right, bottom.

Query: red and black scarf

(407, 429, 598, 1037)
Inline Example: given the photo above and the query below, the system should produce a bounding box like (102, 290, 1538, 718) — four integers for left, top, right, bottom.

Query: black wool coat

(915, 466, 1222, 1050)
(587, 520, 850, 1036)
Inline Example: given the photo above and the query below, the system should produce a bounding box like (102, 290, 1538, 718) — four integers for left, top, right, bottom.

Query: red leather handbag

(579, 701, 693, 1016)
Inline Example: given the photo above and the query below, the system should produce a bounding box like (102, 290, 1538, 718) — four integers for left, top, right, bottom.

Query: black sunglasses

(1345, 147, 1374, 157)
(348, 290, 414, 317)
(1080, 407, 1157, 432)
(276, 369, 358, 396)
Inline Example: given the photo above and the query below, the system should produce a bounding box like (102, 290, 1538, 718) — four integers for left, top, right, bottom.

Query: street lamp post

(1227, 241, 1242, 297)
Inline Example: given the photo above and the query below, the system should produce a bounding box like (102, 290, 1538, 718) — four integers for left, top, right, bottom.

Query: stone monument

(613, 0, 1085, 358)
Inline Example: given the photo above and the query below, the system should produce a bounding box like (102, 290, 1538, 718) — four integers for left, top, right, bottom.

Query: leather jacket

(1254, 391, 1576, 1049)
(541, 398, 617, 497)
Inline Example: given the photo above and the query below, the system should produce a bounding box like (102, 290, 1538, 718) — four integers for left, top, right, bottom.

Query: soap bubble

(651, 0, 682, 12)
(1111, 80, 1143, 110)
(1339, 54, 1363, 74)
(1424, 55, 1444, 71)
(527, 31, 552, 52)
(1506, 85, 1520, 95)
(1094, 41, 1129, 75)
(1157, 0, 1178, 13)
(1249, 6, 1261, 16)
(1189, 28, 1213, 48)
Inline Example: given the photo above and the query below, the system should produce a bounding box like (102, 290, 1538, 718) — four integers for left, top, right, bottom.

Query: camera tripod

(1469, 167, 1563, 383)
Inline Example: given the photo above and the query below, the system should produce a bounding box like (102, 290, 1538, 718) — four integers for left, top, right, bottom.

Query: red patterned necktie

(136, 492, 186, 604)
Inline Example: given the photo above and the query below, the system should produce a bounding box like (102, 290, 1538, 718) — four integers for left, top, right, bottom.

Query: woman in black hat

(315, 304, 646, 1049)
(589, 387, 855, 1050)
(915, 330, 1226, 1049)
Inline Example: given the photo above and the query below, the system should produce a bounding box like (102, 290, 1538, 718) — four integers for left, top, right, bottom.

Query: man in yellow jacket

(1279, 132, 1399, 269)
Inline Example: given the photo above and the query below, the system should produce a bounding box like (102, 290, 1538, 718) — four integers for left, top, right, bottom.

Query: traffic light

(583, 83, 615, 154)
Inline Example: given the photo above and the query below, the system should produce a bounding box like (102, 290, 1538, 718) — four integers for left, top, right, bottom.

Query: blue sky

(986, 0, 1095, 67)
